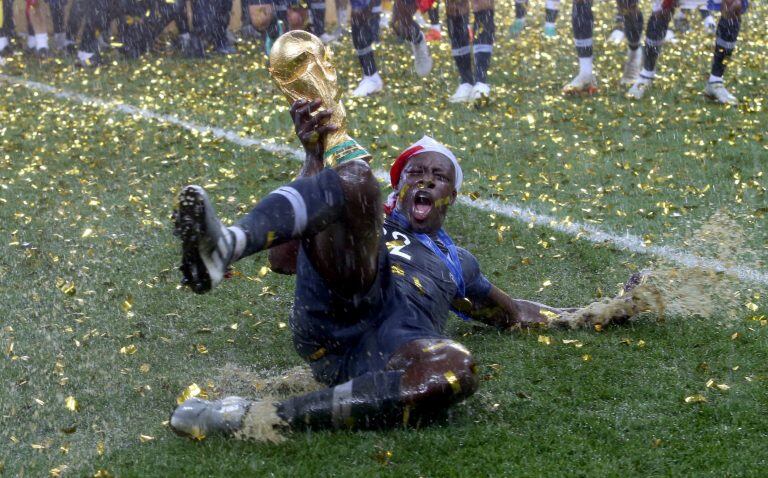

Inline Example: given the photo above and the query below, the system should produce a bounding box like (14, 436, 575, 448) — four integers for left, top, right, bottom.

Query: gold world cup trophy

(269, 31, 371, 166)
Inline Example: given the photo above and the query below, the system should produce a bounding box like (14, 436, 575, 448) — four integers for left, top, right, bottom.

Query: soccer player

(349, 0, 432, 97)
(627, 0, 744, 104)
(445, 0, 495, 102)
(169, 98, 641, 439)
(509, 0, 560, 38)
(562, 0, 644, 94)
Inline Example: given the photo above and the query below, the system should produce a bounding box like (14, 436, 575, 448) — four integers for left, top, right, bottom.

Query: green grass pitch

(0, 1, 766, 475)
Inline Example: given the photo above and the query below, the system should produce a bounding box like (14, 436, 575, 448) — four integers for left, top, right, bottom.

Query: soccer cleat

(664, 29, 676, 44)
(170, 397, 250, 440)
(351, 73, 384, 97)
(627, 77, 652, 100)
(543, 23, 557, 37)
(703, 15, 716, 34)
(411, 39, 433, 77)
(76, 50, 102, 67)
(448, 83, 475, 103)
(470, 82, 490, 102)
(563, 73, 598, 95)
(425, 27, 442, 42)
(509, 18, 526, 38)
(414, 11, 428, 27)
(704, 82, 738, 105)
(608, 28, 625, 44)
(173, 185, 237, 293)
(620, 48, 641, 86)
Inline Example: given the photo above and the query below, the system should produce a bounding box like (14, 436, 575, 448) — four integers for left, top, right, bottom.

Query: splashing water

(552, 211, 762, 329)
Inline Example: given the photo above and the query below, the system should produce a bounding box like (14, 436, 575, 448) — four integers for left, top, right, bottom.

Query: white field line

(3, 74, 767, 287)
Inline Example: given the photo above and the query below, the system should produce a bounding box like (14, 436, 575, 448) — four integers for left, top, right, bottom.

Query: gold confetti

(120, 344, 137, 355)
(139, 435, 155, 443)
(684, 395, 707, 404)
(562, 339, 583, 348)
(139, 363, 151, 373)
(196, 344, 208, 354)
(64, 396, 78, 412)
(537, 335, 551, 345)
(258, 266, 269, 277)
(582, 354, 592, 361)
(177, 383, 203, 405)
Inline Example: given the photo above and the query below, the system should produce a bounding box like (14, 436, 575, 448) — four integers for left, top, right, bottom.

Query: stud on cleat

(173, 185, 238, 294)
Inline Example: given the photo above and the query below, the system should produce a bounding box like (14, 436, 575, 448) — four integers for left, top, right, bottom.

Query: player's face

(397, 153, 457, 234)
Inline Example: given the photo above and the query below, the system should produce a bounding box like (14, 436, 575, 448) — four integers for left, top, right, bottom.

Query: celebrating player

(628, 0, 744, 104)
(169, 96, 643, 439)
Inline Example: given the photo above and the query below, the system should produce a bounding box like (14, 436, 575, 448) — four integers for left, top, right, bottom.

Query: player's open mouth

(412, 192, 433, 221)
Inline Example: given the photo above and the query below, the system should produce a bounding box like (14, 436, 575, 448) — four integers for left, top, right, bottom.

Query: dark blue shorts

(291, 242, 445, 386)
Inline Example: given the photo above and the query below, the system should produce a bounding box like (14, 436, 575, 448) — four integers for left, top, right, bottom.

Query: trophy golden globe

(268, 30, 370, 166)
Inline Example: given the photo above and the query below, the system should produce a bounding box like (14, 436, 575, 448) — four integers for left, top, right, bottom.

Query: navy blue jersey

(290, 218, 492, 385)
(382, 216, 492, 332)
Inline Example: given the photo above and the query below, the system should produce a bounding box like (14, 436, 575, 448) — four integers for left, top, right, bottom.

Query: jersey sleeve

(457, 247, 492, 300)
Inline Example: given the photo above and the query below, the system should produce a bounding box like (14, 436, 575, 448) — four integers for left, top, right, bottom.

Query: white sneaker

(352, 73, 384, 97)
(449, 83, 475, 103)
(627, 77, 652, 100)
(608, 29, 625, 44)
(563, 73, 598, 95)
(411, 39, 433, 77)
(620, 49, 641, 86)
(703, 15, 717, 34)
(704, 82, 738, 105)
(664, 29, 677, 43)
(379, 12, 390, 30)
(470, 82, 491, 101)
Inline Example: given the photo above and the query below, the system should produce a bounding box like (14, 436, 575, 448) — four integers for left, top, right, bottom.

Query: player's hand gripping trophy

(269, 31, 371, 166)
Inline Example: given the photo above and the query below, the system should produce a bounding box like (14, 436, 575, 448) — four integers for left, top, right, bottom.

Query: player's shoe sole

(173, 186, 216, 294)
(563, 84, 599, 96)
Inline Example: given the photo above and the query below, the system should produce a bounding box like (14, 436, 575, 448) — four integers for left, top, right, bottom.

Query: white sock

(430, 24, 440, 31)
(227, 226, 247, 262)
(35, 33, 49, 50)
(27, 35, 37, 49)
(578, 57, 593, 77)
(708, 75, 723, 84)
(180, 32, 190, 41)
(77, 50, 94, 62)
(640, 69, 655, 81)
(545, 21, 555, 30)
(0, 37, 8, 52)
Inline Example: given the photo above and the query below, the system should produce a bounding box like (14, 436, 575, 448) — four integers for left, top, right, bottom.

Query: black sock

(614, 12, 624, 31)
(447, 13, 473, 84)
(310, 1, 326, 35)
(622, 3, 643, 50)
(711, 16, 740, 78)
(643, 11, 670, 73)
(428, 3, 440, 25)
(234, 168, 345, 259)
(352, 14, 377, 76)
(276, 6, 289, 27)
(572, 0, 593, 58)
(473, 9, 494, 84)
(49, 0, 65, 33)
(514, 0, 526, 19)
(277, 371, 404, 429)
(399, 18, 423, 43)
(545, 7, 559, 23)
(370, 0, 382, 41)
(699, 8, 711, 19)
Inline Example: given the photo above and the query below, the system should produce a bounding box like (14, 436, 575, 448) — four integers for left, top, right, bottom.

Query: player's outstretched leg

(171, 339, 479, 439)
(627, 3, 673, 100)
(704, 0, 742, 105)
(618, 0, 643, 85)
(563, 0, 597, 95)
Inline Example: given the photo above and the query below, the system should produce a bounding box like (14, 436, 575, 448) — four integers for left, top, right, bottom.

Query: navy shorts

(291, 242, 445, 386)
